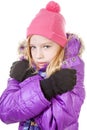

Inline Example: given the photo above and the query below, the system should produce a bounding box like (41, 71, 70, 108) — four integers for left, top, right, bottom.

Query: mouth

(37, 62, 48, 68)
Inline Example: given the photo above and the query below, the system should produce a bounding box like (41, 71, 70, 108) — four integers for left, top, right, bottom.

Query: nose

(36, 49, 43, 59)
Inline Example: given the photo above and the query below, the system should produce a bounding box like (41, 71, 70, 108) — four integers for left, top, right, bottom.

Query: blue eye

(44, 45, 51, 48)
(30, 46, 36, 49)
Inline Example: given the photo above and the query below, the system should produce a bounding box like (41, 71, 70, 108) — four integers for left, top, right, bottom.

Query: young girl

(0, 1, 85, 130)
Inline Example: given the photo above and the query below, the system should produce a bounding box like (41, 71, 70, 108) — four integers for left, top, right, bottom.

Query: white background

(0, 0, 87, 129)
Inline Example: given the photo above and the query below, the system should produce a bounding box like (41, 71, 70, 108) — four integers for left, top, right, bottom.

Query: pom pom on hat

(27, 1, 67, 47)
(46, 1, 61, 13)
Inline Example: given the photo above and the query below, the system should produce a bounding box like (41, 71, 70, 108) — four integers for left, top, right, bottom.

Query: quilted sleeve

(0, 75, 50, 124)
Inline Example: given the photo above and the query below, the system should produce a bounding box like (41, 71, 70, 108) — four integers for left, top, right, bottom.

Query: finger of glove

(53, 73, 76, 91)
(71, 74, 76, 86)
(53, 70, 76, 85)
(10, 61, 21, 76)
(68, 70, 76, 85)
(60, 69, 76, 80)
(10, 61, 21, 73)
(69, 69, 76, 74)
(11, 60, 29, 72)
(51, 69, 76, 79)
(10, 60, 29, 80)
(60, 69, 76, 75)
(63, 74, 76, 90)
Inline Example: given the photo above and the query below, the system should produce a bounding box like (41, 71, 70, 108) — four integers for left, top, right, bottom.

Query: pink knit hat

(26, 1, 67, 47)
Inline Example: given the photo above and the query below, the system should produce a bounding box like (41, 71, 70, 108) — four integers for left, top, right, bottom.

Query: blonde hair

(26, 37, 64, 77)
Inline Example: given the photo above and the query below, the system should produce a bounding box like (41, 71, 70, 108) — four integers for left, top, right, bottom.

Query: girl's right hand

(10, 59, 35, 82)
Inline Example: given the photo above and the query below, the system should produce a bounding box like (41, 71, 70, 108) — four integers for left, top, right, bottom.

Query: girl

(0, 1, 85, 130)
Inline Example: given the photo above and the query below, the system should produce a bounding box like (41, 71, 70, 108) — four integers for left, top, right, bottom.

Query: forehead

(30, 35, 53, 44)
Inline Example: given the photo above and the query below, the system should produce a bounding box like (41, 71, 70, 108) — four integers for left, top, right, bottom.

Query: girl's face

(29, 35, 61, 69)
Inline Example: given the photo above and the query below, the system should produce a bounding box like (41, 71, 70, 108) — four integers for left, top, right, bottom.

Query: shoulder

(62, 56, 84, 69)
(64, 33, 84, 58)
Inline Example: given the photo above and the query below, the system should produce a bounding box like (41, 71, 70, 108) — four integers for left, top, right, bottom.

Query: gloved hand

(40, 69, 76, 100)
(10, 59, 35, 82)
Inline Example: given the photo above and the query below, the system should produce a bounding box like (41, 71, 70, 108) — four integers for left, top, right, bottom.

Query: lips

(37, 62, 48, 68)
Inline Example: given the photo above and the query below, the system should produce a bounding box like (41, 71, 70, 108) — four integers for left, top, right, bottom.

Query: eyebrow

(30, 42, 53, 46)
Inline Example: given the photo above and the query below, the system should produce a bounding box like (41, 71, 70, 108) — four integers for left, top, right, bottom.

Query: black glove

(10, 59, 35, 82)
(40, 69, 76, 100)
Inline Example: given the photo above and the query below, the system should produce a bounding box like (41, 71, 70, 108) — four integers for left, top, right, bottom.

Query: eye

(30, 45, 36, 50)
(43, 45, 51, 48)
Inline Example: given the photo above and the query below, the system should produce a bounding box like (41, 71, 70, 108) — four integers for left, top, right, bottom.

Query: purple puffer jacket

(0, 34, 85, 130)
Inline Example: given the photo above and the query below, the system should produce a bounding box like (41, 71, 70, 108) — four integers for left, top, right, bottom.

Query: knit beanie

(26, 1, 67, 47)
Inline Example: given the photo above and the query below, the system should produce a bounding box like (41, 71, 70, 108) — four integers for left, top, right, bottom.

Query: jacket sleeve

(0, 75, 51, 124)
(35, 56, 85, 130)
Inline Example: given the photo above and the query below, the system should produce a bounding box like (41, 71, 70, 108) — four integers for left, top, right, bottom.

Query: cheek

(44, 52, 55, 61)
(44, 48, 60, 61)
(30, 50, 35, 58)
(30, 52, 36, 62)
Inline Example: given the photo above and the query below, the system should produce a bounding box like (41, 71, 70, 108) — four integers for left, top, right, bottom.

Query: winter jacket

(0, 34, 85, 130)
